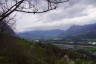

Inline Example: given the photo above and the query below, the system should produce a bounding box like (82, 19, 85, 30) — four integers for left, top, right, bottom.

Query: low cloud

(16, 0, 96, 32)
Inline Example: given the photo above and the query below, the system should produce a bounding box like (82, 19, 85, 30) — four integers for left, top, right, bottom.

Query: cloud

(16, 0, 96, 32)
(69, 0, 96, 6)
(43, 0, 96, 21)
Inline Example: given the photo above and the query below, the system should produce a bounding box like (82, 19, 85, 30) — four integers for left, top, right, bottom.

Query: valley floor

(0, 33, 96, 64)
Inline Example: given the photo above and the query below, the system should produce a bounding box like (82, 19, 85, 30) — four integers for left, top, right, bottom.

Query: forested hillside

(0, 32, 96, 64)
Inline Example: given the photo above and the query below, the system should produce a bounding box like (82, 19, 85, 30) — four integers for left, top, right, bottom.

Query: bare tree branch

(0, 0, 69, 32)
(0, 0, 25, 21)
(16, 0, 69, 13)
(16, 7, 56, 13)
(0, 0, 69, 21)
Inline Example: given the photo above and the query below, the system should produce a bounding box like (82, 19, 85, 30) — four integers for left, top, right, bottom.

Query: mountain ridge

(59, 23, 96, 39)
(18, 23, 96, 40)
(18, 29, 64, 40)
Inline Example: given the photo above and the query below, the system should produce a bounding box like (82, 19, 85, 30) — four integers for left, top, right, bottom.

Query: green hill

(0, 32, 96, 64)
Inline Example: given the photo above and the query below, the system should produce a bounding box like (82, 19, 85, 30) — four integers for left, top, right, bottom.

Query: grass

(0, 32, 96, 64)
(84, 47, 96, 52)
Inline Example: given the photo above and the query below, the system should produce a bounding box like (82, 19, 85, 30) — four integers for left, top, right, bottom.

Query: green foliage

(0, 33, 96, 64)
(74, 59, 94, 64)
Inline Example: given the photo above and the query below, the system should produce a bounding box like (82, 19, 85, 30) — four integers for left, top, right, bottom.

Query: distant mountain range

(18, 23, 96, 40)
(59, 23, 96, 39)
(18, 29, 64, 40)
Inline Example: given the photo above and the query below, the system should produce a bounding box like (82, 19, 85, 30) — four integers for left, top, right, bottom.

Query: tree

(0, 0, 69, 21)
(0, 0, 69, 33)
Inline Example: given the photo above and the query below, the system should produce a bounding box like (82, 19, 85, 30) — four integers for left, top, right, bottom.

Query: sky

(15, 0, 96, 32)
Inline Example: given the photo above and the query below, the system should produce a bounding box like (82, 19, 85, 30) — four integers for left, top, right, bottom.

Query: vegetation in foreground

(0, 32, 96, 64)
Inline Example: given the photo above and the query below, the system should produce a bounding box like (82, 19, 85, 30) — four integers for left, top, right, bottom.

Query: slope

(60, 24, 96, 39)
(0, 32, 96, 64)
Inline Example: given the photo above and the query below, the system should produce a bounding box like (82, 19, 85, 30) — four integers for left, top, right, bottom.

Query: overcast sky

(15, 0, 96, 32)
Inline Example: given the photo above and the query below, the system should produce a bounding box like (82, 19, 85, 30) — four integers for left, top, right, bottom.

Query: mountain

(59, 23, 96, 40)
(0, 21, 15, 36)
(18, 23, 96, 41)
(18, 29, 64, 40)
